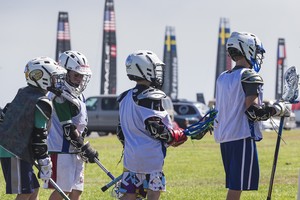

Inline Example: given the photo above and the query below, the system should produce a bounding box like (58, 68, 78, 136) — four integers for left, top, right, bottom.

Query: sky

(1, 0, 300, 107)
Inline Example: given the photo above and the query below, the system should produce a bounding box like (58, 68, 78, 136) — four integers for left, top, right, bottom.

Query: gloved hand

(168, 129, 187, 147)
(79, 141, 99, 163)
(37, 157, 52, 181)
(273, 101, 291, 117)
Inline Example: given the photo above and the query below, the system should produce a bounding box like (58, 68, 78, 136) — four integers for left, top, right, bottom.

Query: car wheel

(97, 131, 109, 136)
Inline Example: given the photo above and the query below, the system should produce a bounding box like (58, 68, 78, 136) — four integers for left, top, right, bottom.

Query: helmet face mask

(24, 57, 66, 92)
(59, 51, 92, 96)
(151, 64, 164, 89)
(226, 32, 265, 72)
(126, 50, 165, 89)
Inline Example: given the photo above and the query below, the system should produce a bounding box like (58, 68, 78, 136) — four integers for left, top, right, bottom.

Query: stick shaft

(34, 162, 70, 200)
(101, 174, 123, 192)
(93, 157, 123, 192)
(94, 157, 115, 180)
(267, 116, 285, 200)
(49, 178, 70, 200)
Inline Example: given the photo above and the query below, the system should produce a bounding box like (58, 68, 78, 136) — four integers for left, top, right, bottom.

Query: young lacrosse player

(0, 57, 66, 200)
(45, 51, 98, 200)
(116, 50, 187, 200)
(214, 32, 290, 200)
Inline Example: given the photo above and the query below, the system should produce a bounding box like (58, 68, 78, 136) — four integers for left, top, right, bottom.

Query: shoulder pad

(137, 88, 166, 100)
(36, 97, 53, 120)
(117, 90, 130, 102)
(60, 90, 81, 109)
(241, 69, 264, 84)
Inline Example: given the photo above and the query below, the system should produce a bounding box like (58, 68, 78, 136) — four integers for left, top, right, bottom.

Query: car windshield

(86, 97, 98, 111)
(101, 97, 119, 110)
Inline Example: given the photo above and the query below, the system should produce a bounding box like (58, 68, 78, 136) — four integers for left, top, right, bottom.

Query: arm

(242, 70, 289, 121)
(145, 117, 187, 147)
(32, 98, 52, 181)
(53, 96, 98, 163)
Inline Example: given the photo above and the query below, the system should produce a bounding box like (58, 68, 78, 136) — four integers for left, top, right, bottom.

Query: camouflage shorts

(119, 171, 166, 198)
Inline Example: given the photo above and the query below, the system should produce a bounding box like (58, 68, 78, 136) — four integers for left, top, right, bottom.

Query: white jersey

(214, 68, 262, 143)
(119, 89, 172, 173)
(47, 92, 88, 153)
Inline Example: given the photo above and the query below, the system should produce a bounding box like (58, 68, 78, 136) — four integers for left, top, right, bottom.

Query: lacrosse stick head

(282, 66, 299, 104)
(184, 109, 218, 140)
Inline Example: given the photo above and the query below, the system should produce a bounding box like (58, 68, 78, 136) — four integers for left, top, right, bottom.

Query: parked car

(86, 95, 119, 136)
(85, 95, 176, 136)
(172, 100, 210, 129)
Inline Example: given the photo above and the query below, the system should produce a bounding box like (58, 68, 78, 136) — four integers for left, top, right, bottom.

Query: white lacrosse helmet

(59, 51, 92, 96)
(125, 50, 165, 88)
(226, 32, 265, 72)
(24, 56, 66, 91)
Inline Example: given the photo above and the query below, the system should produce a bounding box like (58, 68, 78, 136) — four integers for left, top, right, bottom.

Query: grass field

(0, 130, 299, 200)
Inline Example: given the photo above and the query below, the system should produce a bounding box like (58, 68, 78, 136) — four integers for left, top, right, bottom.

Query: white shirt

(119, 89, 172, 173)
(214, 68, 262, 143)
(47, 92, 88, 153)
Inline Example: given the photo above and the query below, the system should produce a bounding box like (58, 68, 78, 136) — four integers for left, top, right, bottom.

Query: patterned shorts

(119, 171, 166, 198)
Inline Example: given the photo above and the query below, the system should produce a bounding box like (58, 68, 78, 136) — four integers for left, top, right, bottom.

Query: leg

(226, 189, 241, 200)
(146, 190, 160, 200)
(15, 188, 39, 200)
(120, 193, 137, 200)
(221, 139, 259, 197)
(68, 189, 82, 200)
(47, 154, 82, 200)
(49, 190, 70, 200)
(2, 158, 40, 200)
(16, 194, 31, 200)
(29, 188, 39, 200)
(146, 172, 165, 200)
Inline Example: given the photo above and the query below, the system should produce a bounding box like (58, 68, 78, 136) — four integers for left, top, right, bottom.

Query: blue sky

(1, 0, 300, 107)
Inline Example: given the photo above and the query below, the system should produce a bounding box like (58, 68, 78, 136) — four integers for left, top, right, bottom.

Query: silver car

(85, 95, 176, 136)
(86, 95, 119, 136)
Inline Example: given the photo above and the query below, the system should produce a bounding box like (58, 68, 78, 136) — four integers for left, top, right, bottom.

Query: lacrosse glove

(168, 129, 187, 147)
(37, 157, 52, 181)
(273, 102, 291, 117)
(79, 141, 99, 163)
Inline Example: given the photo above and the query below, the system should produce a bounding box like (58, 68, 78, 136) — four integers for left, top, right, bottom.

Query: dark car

(172, 100, 210, 129)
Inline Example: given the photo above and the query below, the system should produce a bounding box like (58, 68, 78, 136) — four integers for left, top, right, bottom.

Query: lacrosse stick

(94, 157, 116, 180)
(93, 157, 123, 192)
(101, 174, 123, 192)
(297, 170, 300, 200)
(34, 162, 70, 200)
(183, 108, 218, 140)
(267, 66, 299, 200)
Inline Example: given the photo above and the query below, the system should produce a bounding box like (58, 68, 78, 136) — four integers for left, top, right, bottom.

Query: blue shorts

(1, 157, 40, 194)
(220, 137, 259, 190)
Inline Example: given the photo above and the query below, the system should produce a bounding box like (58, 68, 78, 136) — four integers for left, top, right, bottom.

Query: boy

(117, 50, 187, 200)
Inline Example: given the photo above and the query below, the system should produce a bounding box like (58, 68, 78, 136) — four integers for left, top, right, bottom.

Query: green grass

(1, 130, 300, 200)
